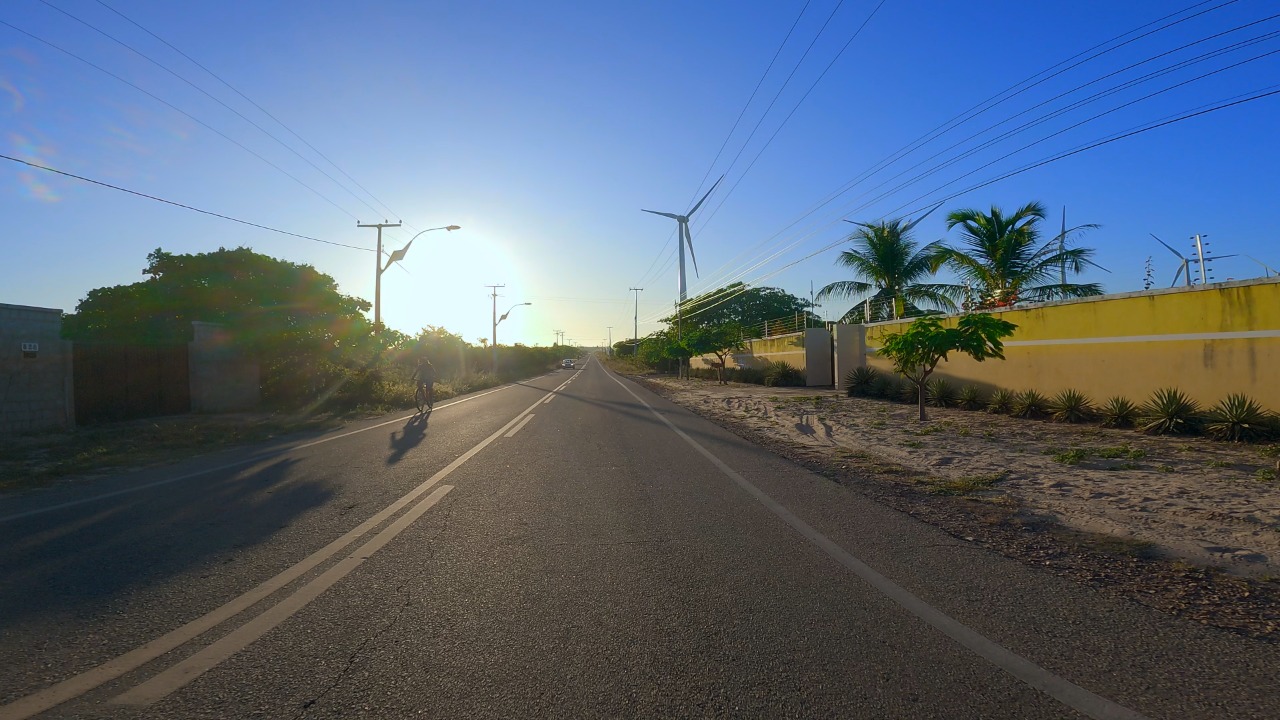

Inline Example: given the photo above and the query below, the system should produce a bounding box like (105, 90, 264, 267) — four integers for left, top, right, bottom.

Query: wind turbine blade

(687, 175, 724, 217)
(901, 201, 945, 233)
(642, 209, 681, 219)
(1150, 234, 1186, 260)
(683, 223, 699, 277)
(1205, 254, 1239, 260)
(1171, 263, 1185, 287)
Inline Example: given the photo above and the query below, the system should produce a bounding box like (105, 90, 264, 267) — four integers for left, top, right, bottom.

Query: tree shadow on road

(0, 457, 332, 630)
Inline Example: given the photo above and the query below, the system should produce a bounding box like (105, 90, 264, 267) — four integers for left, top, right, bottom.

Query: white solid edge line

(0, 375, 574, 720)
(603, 370, 1149, 720)
(0, 380, 526, 525)
(504, 414, 535, 438)
(112, 485, 456, 706)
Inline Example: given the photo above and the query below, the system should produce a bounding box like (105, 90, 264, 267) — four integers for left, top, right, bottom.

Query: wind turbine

(642, 175, 723, 304)
(1151, 234, 1193, 287)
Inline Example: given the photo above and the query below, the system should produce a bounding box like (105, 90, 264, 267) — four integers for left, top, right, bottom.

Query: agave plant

(868, 374, 898, 399)
(926, 378, 958, 408)
(899, 378, 921, 403)
(986, 388, 1016, 414)
(1050, 389, 1096, 423)
(764, 361, 805, 387)
(1139, 388, 1202, 435)
(1204, 394, 1276, 442)
(844, 366, 879, 397)
(957, 385, 985, 411)
(1099, 396, 1139, 428)
(1010, 389, 1050, 419)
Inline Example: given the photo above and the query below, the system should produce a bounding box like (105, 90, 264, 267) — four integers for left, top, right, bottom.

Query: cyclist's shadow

(387, 412, 430, 465)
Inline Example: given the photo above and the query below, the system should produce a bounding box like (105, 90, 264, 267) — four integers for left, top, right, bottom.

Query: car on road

(561, 358, 575, 369)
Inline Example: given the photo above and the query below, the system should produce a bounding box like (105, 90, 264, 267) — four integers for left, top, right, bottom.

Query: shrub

(1204, 394, 1276, 443)
(1099, 396, 1139, 428)
(1139, 388, 1203, 435)
(956, 385, 985, 411)
(845, 366, 879, 397)
(865, 374, 894, 399)
(925, 378, 958, 408)
(1010, 390, 1050, 419)
(736, 367, 766, 385)
(898, 378, 920, 403)
(1050, 389, 1096, 424)
(986, 388, 1015, 414)
(763, 361, 805, 387)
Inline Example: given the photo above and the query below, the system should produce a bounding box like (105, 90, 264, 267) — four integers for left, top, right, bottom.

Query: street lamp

(493, 301, 531, 373)
(360, 222, 461, 329)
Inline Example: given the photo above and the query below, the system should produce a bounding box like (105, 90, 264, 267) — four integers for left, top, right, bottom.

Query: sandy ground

(641, 376, 1280, 578)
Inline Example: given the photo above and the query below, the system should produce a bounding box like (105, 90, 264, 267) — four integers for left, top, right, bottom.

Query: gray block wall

(0, 303, 73, 434)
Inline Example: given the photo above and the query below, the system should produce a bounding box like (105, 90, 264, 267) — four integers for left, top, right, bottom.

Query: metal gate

(73, 343, 191, 425)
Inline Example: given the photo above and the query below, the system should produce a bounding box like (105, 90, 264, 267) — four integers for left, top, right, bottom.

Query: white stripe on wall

(868, 328, 1280, 353)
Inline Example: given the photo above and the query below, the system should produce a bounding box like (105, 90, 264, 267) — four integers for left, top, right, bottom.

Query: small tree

(685, 323, 746, 384)
(878, 314, 1017, 421)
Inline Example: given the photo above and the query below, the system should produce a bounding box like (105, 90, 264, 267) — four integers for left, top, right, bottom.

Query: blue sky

(3, 0, 1278, 347)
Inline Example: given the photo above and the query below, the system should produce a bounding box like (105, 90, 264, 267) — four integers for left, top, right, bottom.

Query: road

(1, 358, 1277, 719)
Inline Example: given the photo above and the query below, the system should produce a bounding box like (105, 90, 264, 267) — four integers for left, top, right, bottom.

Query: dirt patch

(634, 374, 1280, 643)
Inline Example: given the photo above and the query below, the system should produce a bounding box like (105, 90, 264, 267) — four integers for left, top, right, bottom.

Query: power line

(633, 0, 823, 292)
(37, 0, 402, 228)
(0, 19, 363, 222)
(1, 153, 372, 251)
(92, 0, 410, 229)
(680, 0, 1242, 303)
(662, 83, 1280, 326)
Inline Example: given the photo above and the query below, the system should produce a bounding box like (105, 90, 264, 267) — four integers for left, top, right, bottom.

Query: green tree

(941, 202, 1102, 308)
(685, 323, 746, 384)
(670, 283, 816, 336)
(878, 314, 1017, 421)
(63, 247, 375, 406)
(816, 217, 957, 323)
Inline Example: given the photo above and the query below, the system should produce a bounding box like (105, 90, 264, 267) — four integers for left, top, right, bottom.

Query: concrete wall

(189, 322, 260, 413)
(690, 330, 837, 385)
(803, 328, 832, 387)
(863, 277, 1280, 411)
(690, 332, 807, 372)
(832, 323, 867, 392)
(0, 303, 72, 433)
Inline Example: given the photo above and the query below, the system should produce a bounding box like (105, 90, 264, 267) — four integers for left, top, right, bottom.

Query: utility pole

(486, 284, 504, 374)
(628, 287, 643, 347)
(1193, 234, 1208, 285)
(357, 220, 401, 329)
(607, 326, 612, 356)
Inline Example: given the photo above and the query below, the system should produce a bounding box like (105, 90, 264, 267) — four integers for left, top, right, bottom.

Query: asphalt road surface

(2, 358, 1278, 719)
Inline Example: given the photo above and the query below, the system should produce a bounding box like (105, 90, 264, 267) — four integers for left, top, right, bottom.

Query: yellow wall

(863, 277, 1280, 411)
(690, 332, 805, 370)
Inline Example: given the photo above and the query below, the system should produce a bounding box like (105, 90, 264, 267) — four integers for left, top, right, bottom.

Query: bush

(845, 366, 879, 396)
(763, 361, 805, 387)
(1099, 396, 1139, 428)
(1140, 388, 1203, 435)
(869, 374, 899, 399)
(957, 385, 985, 411)
(1010, 390, 1050, 419)
(898, 378, 920, 403)
(986, 388, 1015, 414)
(1204, 394, 1276, 442)
(1050, 389, 1095, 423)
(925, 378, 958, 407)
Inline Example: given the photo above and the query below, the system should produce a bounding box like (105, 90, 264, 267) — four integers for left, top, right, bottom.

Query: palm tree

(941, 201, 1103, 308)
(815, 217, 958, 323)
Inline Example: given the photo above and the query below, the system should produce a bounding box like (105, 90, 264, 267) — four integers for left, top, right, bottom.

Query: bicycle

(414, 383, 434, 413)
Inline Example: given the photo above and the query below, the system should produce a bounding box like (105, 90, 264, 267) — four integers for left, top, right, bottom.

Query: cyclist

(411, 357, 436, 411)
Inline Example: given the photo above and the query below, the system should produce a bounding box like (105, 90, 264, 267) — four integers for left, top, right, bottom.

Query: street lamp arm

(497, 302, 532, 326)
(382, 224, 462, 272)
